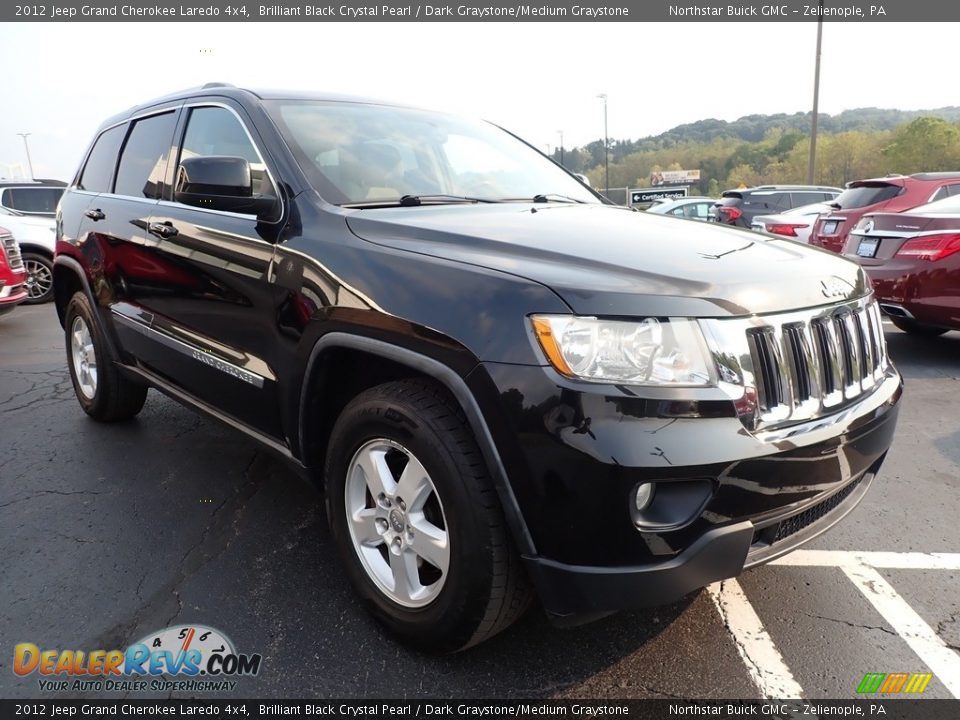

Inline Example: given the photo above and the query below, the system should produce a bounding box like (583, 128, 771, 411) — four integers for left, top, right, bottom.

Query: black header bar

(5, 0, 960, 23)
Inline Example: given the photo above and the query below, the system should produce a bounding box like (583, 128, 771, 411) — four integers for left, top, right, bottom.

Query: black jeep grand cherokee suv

(55, 85, 902, 651)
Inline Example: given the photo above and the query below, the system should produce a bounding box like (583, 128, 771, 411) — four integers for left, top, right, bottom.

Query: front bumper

(0, 279, 28, 308)
(525, 459, 879, 616)
(471, 361, 902, 616)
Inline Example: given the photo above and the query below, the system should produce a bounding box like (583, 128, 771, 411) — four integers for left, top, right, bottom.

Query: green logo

(857, 672, 933, 694)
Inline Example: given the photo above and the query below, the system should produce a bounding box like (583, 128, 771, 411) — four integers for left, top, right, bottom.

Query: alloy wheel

(345, 438, 450, 607)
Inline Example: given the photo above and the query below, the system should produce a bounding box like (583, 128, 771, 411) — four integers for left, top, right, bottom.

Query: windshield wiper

(532, 193, 585, 204)
(399, 194, 498, 206)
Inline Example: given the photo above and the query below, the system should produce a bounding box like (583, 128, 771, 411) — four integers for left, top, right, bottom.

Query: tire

(22, 251, 54, 304)
(325, 378, 531, 652)
(64, 291, 148, 421)
(889, 316, 949, 338)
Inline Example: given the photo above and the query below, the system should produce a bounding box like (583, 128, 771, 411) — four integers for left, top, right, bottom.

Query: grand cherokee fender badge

(821, 276, 853, 299)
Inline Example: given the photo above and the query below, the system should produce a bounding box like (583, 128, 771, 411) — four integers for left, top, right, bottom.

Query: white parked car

(0, 207, 55, 303)
(750, 202, 832, 244)
(646, 196, 717, 221)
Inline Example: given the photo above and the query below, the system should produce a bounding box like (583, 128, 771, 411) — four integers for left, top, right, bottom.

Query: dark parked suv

(711, 185, 841, 228)
(54, 85, 902, 651)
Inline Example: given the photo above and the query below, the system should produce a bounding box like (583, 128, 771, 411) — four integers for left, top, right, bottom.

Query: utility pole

(807, 7, 824, 185)
(597, 94, 609, 193)
(557, 130, 564, 167)
(17, 133, 35, 180)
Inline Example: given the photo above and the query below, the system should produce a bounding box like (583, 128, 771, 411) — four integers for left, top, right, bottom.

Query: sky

(0, 21, 956, 180)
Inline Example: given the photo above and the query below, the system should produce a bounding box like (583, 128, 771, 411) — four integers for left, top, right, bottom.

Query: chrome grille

(702, 297, 890, 431)
(1, 232, 24, 272)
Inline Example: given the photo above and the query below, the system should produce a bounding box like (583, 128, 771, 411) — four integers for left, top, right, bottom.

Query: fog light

(634, 482, 655, 511)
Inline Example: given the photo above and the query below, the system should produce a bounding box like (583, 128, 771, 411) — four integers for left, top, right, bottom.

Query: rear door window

(114, 111, 178, 199)
(931, 183, 960, 201)
(790, 191, 826, 208)
(78, 125, 126, 193)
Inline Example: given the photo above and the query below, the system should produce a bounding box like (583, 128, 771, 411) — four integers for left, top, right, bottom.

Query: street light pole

(557, 130, 564, 167)
(17, 133, 35, 180)
(807, 8, 823, 185)
(597, 94, 609, 193)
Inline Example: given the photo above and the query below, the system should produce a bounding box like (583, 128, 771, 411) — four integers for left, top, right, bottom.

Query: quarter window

(78, 125, 125, 193)
(114, 112, 177, 199)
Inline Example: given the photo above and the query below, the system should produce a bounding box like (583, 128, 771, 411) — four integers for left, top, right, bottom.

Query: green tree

(883, 117, 960, 173)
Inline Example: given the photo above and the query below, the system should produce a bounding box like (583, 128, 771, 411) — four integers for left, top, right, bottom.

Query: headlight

(531, 315, 716, 387)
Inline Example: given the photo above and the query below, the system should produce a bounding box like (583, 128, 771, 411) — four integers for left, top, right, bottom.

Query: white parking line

(708, 579, 805, 699)
(771, 550, 960, 570)
(768, 549, 960, 699)
(842, 563, 960, 698)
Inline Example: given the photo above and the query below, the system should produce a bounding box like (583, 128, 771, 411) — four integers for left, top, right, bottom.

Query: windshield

(833, 183, 901, 210)
(265, 100, 599, 206)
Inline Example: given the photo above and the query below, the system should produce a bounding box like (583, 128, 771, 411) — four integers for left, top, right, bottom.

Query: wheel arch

(17, 243, 53, 258)
(52, 256, 120, 359)
(298, 333, 536, 556)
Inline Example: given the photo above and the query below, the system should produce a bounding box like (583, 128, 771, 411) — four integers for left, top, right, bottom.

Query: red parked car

(843, 194, 960, 336)
(0, 226, 28, 316)
(810, 173, 960, 254)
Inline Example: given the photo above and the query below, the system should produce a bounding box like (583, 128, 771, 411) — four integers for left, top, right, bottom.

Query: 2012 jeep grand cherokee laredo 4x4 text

(54, 85, 902, 652)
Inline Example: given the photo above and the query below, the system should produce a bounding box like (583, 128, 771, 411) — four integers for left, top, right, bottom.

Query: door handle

(148, 222, 179, 239)
(84, 209, 105, 221)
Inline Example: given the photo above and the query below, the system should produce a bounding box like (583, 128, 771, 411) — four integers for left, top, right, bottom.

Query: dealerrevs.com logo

(13, 625, 262, 693)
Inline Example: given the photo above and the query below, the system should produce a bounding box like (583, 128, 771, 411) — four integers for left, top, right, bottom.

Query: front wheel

(22, 252, 54, 304)
(64, 291, 148, 421)
(889, 316, 949, 337)
(325, 379, 531, 652)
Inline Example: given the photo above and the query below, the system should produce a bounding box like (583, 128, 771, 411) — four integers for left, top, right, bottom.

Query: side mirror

(175, 156, 277, 217)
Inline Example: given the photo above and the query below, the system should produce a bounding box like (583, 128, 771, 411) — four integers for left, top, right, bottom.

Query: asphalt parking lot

(1, 304, 958, 701)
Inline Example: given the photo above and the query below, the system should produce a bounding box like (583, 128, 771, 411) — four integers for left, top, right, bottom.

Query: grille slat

(747, 329, 783, 412)
(739, 299, 890, 428)
(1, 234, 23, 272)
(784, 324, 812, 403)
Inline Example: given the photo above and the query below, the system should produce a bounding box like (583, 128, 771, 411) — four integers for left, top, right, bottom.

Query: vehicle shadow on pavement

(884, 329, 959, 379)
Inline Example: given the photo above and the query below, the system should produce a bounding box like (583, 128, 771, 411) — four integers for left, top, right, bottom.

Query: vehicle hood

(0, 215, 55, 247)
(345, 203, 869, 317)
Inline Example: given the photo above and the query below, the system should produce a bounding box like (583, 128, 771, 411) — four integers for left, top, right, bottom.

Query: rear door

(71, 108, 180, 359)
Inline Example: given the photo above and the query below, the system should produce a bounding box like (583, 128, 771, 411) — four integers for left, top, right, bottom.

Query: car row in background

(750, 201, 833, 243)
(709, 184, 841, 228)
(713, 179, 958, 337)
(843, 193, 960, 337)
(0, 179, 64, 305)
(0, 226, 28, 316)
(809, 173, 960, 253)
